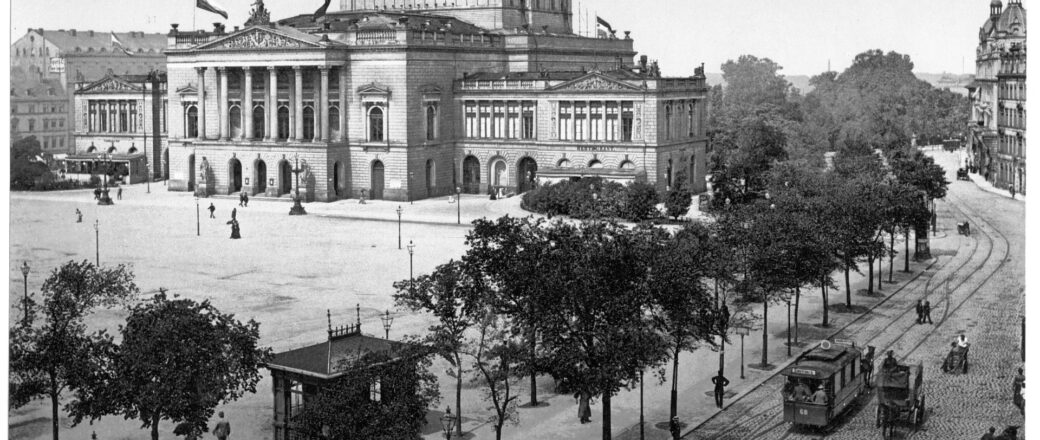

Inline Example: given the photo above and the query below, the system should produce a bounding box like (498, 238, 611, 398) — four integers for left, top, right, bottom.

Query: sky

(5, 0, 1003, 77)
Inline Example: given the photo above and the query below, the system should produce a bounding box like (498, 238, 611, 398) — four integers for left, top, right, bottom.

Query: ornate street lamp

(380, 310, 394, 339)
(735, 325, 750, 379)
(195, 196, 200, 237)
(456, 186, 461, 225)
(93, 219, 100, 266)
(440, 407, 456, 440)
(98, 153, 114, 206)
(20, 261, 30, 326)
(407, 241, 415, 285)
(396, 205, 403, 250)
(289, 153, 307, 215)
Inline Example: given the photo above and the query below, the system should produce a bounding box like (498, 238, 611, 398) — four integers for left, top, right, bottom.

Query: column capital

(216, 66, 228, 73)
(319, 66, 330, 73)
(292, 65, 303, 72)
(267, 66, 279, 71)
(196, 66, 208, 73)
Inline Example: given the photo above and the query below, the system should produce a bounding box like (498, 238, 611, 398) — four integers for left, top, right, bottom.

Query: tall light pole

(380, 310, 394, 339)
(396, 205, 403, 250)
(456, 186, 461, 225)
(195, 196, 200, 236)
(407, 241, 415, 285)
(639, 369, 645, 440)
(93, 219, 100, 266)
(440, 407, 456, 440)
(20, 261, 30, 326)
(735, 325, 749, 379)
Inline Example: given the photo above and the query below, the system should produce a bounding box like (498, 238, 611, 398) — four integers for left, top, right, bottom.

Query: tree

(296, 347, 440, 440)
(643, 224, 720, 424)
(394, 260, 483, 438)
(8, 260, 138, 440)
(535, 221, 669, 440)
(72, 291, 271, 440)
(11, 135, 51, 190)
(624, 181, 660, 221)
(664, 173, 693, 220)
(468, 312, 523, 440)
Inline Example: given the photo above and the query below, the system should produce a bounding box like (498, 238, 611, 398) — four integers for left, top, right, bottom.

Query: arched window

(368, 106, 384, 142)
(588, 159, 603, 168)
(620, 160, 635, 170)
(107, 146, 117, 154)
(128, 146, 138, 154)
(252, 105, 265, 139)
(557, 158, 571, 168)
(426, 105, 437, 140)
(426, 159, 437, 189)
(277, 106, 290, 140)
(229, 105, 242, 138)
(87, 145, 97, 153)
(28, 119, 35, 132)
(665, 105, 672, 140)
(302, 106, 315, 141)
(328, 106, 340, 140)
(186, 105, 198, 138)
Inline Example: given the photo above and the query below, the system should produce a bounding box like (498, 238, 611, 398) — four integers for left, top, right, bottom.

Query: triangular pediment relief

(176, 84, 198, 96)
(196, 27, 322, 51)
(549, 73, 643, 92)
(80, 76, 143, 94)
(357, 83, 391, 96)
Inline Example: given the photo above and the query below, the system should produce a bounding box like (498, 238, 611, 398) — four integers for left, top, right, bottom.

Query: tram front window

(785, 378, 813, 401)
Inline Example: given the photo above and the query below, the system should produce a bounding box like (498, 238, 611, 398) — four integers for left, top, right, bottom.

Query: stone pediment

(197, 27, 322, 51)
(549, 73, 643, 92)
(357, 83, 391, 95)
(80, 76, 143, 94)
(176, 84, 198, 96)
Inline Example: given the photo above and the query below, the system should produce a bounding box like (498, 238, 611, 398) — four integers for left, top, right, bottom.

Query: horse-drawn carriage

(875, 359, 925, 439)
(781, 339, 867, 428)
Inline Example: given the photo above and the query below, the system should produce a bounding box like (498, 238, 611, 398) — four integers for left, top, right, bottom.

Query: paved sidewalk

(965, 172, 1027, 203)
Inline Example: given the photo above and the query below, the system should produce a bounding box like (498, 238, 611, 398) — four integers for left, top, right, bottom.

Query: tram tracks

(686, 192, 1009, 440)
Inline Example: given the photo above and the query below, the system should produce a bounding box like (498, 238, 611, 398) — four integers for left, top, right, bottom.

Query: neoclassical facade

(164, 0, 707, 201)
(968, 0, 1026, 194)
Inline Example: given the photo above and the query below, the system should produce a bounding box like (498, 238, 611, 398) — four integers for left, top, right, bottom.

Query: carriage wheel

(919, 396, 926, 424)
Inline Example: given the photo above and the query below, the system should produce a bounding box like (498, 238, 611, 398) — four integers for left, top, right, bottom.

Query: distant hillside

(706, 72, 973, 96)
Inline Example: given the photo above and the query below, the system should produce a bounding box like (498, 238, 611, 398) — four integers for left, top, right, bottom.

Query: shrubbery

(521, 177, 662, 221)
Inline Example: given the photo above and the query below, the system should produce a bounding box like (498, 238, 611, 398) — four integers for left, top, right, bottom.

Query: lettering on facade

(576, 146, 616, 152)
(218, 29, 305, 50)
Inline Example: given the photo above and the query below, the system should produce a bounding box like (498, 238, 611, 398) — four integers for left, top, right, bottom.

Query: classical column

(294, 66, 305, 141)
(243, 68, 253, 140)
(267, 66, 278, 140)
(599, 101, 607, 141)
(218, 67, 229, 141)
(338, 67, 347, 141)
(196, 67, 207, 140)
(319, 67, 330, 142)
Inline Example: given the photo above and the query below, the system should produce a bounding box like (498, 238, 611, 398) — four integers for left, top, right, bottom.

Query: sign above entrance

(577, 146, 617, 152)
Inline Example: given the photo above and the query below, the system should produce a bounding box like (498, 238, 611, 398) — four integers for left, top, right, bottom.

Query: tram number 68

(798, 409, 808, 416)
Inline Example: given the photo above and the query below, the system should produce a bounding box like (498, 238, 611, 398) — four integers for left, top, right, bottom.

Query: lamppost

(456, 186, 461, 225)
(440, 407, 456, 440)
(735, 325, 750, 379)
(380, 310, 394, 339)
(195, 196, 200, 236)
(396, 205, 403, 250)
(98, 153, 114, 206)
(639, 369, 645, 440)
(407, 241, 415, 284)
(289, 153, 307, 215)
(93, 219, 100, 266)
(20, 261, 30, 326)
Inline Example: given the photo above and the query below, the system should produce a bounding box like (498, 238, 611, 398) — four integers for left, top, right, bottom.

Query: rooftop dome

(997, 0, 1027, 36)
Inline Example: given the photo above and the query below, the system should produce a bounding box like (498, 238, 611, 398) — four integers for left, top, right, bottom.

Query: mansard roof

(29, 30, 166, 55)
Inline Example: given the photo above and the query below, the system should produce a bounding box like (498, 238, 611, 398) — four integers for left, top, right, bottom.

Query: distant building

(161, 0, 708, 201)
(10, 28, 166, 154)
(10, 75, 69, 153)
(69, 74, 168, 181)
(968, 0, 1026, 194)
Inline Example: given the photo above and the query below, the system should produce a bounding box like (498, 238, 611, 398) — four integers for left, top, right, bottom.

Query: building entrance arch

(517, 157, 538, 193)
(187, 154, 196, 191)
(279, 160, 292, 195)
(228, 158, 243, 193)
(462, 156, 481, 194)
(371, 161, 385, 199)
(255, 160, 267, 194)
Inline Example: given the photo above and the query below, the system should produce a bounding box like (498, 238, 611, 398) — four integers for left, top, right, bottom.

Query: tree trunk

(529, 327, 538, 406)
(878, 250, 884, 288)
(456, 352, 463, 437)
(50, 387, 59, 440)
(889, 232, 895, 282)
(670, 341, 680, 420)
(821, 277, 829, 327)
(793, 287, 800, 344)
(151, 415, 160, 440)
(904, 227, 911, 272)
(844, 264, 852, 307)
(495, 425, 503, 440)
(602, 392, 612, 440)
(867, 256, 875, 295)
(761, 299, 769, 366)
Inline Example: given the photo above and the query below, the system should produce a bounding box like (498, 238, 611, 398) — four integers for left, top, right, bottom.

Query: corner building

(164, 0, 708, 201)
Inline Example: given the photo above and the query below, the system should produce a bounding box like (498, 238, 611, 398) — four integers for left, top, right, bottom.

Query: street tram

(780, 339, 867, 428)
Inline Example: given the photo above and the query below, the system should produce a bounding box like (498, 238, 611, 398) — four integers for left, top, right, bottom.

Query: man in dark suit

(712, 373, 730, 408)
(915, 300, 924, 324)
(922, 300, 934, 324)
(213, 411, 231, 440)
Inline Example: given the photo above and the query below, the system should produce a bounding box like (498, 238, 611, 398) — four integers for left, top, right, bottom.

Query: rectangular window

(590, 102, 603, 141)
(465, 102, 477, 138)
(559, 102, 572, 141)
(507, 102, 520, 139)
(606, 103, 618, 141)
(479, 102, 490, 138)
(574, 103, 586, 140)
(493, 102, 505, 138)
(621, 102, 634, 141)
(370, 379, 382, 402)
(522, 102, 535, 139)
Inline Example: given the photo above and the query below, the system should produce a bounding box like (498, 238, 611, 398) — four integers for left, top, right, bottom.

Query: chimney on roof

(70, 29, 77, 36)
(88, 30, 94, 37)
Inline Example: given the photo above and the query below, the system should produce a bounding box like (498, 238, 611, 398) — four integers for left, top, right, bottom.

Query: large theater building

(164, 0, 708, 201)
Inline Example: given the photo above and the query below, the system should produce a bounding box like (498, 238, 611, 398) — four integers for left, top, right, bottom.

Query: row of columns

(194, 65, 347, 143)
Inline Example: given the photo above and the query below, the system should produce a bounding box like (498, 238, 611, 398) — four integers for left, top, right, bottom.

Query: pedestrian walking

(915, 300, 924, 324)
(75, 208, 82, 223)
(231, 207, 237, 221)
(213, 411, 231, 440)
(669, 416, 681, 439)
(117, 186, 123, 200)
(1010, 185, 1016, 200)
(93, 187, 101, 200)
(712, 373, 730, 408)
(243, 193, 249, 207)
(574, 392, 592, 424)
(922, 300, 933, 324)
(208, 203, 216, 219)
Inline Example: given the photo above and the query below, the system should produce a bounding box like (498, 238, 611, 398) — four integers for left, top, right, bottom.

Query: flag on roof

(110, 32, 134, 56)
(596, 16, 615, 38)
(197, 0, 229, 19)
(313, 0, 333, 21)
